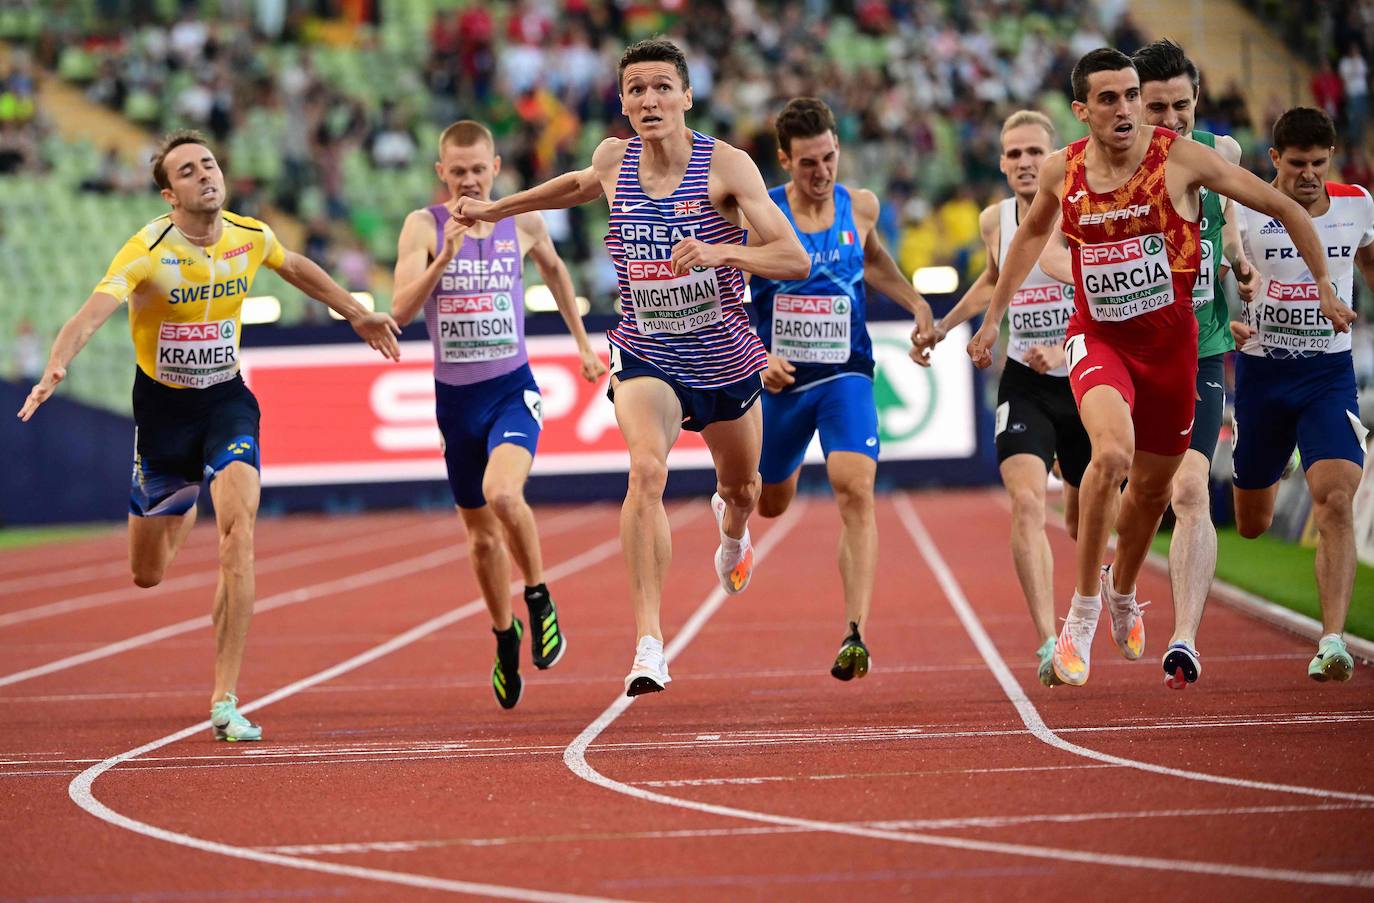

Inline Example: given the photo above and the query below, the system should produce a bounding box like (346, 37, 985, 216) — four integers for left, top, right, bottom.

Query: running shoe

(1308, 635, 1355, 683)
(492, 619, 524, 709)
(830, 621, 871, 681)
(711, 493, 754, 594)
(210, 693, 262, 742)
(525, 587, 566, 670)
(1103, 564, 1147, 660)
(1162, 641, 1202, 689)
(1053, 605, 1099, 687)
(1036, 637, 1062, 687)
(624, 635, 671, 697)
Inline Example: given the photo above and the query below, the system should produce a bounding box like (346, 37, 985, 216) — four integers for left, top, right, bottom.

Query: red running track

(1, 491, 1371, 901)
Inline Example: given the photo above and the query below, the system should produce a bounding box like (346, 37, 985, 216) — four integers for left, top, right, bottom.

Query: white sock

(1070, 592, 1101, 621)
(719, 527, 747, 555)
(1321, 632, 1341, 646)
(1105, 580, 1136, 610)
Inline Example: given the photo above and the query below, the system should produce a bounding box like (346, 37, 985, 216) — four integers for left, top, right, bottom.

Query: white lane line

(895, 495, 1374, 805)
(0, 514, 461, 628)
(256, 802, 1374, 855)
(562, 500, 1374, 888)
(0, 512, 408, 597)
(66, 506, 698, 901)
(0, 507, 587, 688)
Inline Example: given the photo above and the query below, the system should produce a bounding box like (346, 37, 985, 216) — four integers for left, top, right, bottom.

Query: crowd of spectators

(0, 49, 43, 176)
(11, 0, 1374, 314)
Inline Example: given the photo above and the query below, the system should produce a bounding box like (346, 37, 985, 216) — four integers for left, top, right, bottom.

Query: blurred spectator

(1312, 57, 1344, 121)
(79, 146, 142, 193)
(1339, 43, 1368, 145)
(369, 102, 417, 169)
(10, 319, 44, 383)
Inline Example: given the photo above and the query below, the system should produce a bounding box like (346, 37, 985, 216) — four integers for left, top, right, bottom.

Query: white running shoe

(1103, 565, 1147, 661)
(624, 635, 671, 697)
(711, 493, 754, 594)
(1052, 603, 1100, 687)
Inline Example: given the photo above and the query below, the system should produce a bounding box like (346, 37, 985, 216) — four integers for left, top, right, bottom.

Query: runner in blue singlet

(455, 39, 809, 697)
(750, 98, 935, 682)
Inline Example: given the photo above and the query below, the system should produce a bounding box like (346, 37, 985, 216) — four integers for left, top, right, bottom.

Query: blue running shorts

(759, 374, 879, 484)
(435, 364, 543, 509)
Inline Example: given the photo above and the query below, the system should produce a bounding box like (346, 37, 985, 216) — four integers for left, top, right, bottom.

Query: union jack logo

(674, 199, 702, 217)
(494, 240, 516, 253)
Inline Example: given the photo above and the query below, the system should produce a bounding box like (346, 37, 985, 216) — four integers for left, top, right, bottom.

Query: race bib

(1191, 240, 1215, 310)
(1008, 283, 1075, 365)
(1251, 279, 1335, 354)
(771, 293, 851, 364)
(156, 319, 238, 388)
(626, 259, 723, 335)
(1079, 232, 1173, 322)
(437, 292, 519, 363)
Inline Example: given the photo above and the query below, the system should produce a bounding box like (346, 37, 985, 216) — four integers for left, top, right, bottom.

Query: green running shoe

(1308, 636, 1354, 683)
(830, 622, 870, 681)
(1036, 637, 1062, 687)
(210, 693, 262, 742)
(525, 588, 566, 670)
(492, 619, 524, 709)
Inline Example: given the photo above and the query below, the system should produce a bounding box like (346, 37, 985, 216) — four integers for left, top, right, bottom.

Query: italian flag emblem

(839, 230, 854, 245)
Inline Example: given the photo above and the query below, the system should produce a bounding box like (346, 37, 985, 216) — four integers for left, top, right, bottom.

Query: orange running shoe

(1052, 604, 1099, 687)
(711, 493, 754, 594)
(1103, 565, 1147, 661)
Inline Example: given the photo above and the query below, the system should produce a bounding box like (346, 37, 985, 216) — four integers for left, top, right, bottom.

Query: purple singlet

(423, 209, 528, 387)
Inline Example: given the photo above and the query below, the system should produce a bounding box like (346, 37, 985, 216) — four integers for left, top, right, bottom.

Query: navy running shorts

(606, 344, 762, 433)
(129, 367, 260, 517)
(1232, 350, 1368, 489)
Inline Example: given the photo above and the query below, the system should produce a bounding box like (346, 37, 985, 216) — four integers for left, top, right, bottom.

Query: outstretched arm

(856, 191, 934, 364)
(521, 212, 606, 382)
(455, 139, 620, 223)
(939, 204, 1001, 337)
(670, 144, 809, 280)
(392, 207, 467, 327)
(967, 153, 1065, 367)
(17, 291, 122, 421)
(1177, 139, 1352, 331)
(276, 251, 402, 359)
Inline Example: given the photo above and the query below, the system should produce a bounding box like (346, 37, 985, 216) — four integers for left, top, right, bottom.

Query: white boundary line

(0, 505, 586, 688)
(64, 505, 701, 900)
(0, 511, 405, 597)
(895, 495, 1374, 805)
(560, 499, 1374, 888)
(0, 514, 461, 629)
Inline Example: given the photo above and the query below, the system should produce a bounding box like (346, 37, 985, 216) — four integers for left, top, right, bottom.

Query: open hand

(352, 311, 403, 361)
(16, 365, 65, 422)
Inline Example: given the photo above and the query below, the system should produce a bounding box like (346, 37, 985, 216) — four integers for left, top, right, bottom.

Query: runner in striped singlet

(392, 120, 605, 710)
(968, 48, 1338, 689)
(1133, 39, 1254, 688)
(455, 38, 809, 697)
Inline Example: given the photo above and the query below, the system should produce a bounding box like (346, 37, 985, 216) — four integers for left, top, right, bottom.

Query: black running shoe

(525, 586, 566, 670)
(492, 619, 524, 709)
(830, 621, 871, 681)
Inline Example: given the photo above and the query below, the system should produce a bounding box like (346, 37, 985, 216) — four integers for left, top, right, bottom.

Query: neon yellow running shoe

(830, 622, 871, 681)
(1308, 636, 1354, 683)
(492, 618, 524, 709)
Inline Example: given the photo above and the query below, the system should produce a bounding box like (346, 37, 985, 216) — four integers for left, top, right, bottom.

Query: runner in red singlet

(968, 49, 1343, 687)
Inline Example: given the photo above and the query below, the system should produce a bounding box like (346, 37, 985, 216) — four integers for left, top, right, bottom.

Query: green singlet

(1189, 129, 1235, 358)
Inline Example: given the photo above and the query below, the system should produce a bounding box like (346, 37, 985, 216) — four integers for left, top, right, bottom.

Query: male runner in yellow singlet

(18, 130, 402, 740)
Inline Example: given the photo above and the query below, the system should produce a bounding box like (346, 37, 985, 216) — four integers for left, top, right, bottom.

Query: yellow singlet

(95, 211, 286, 389)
